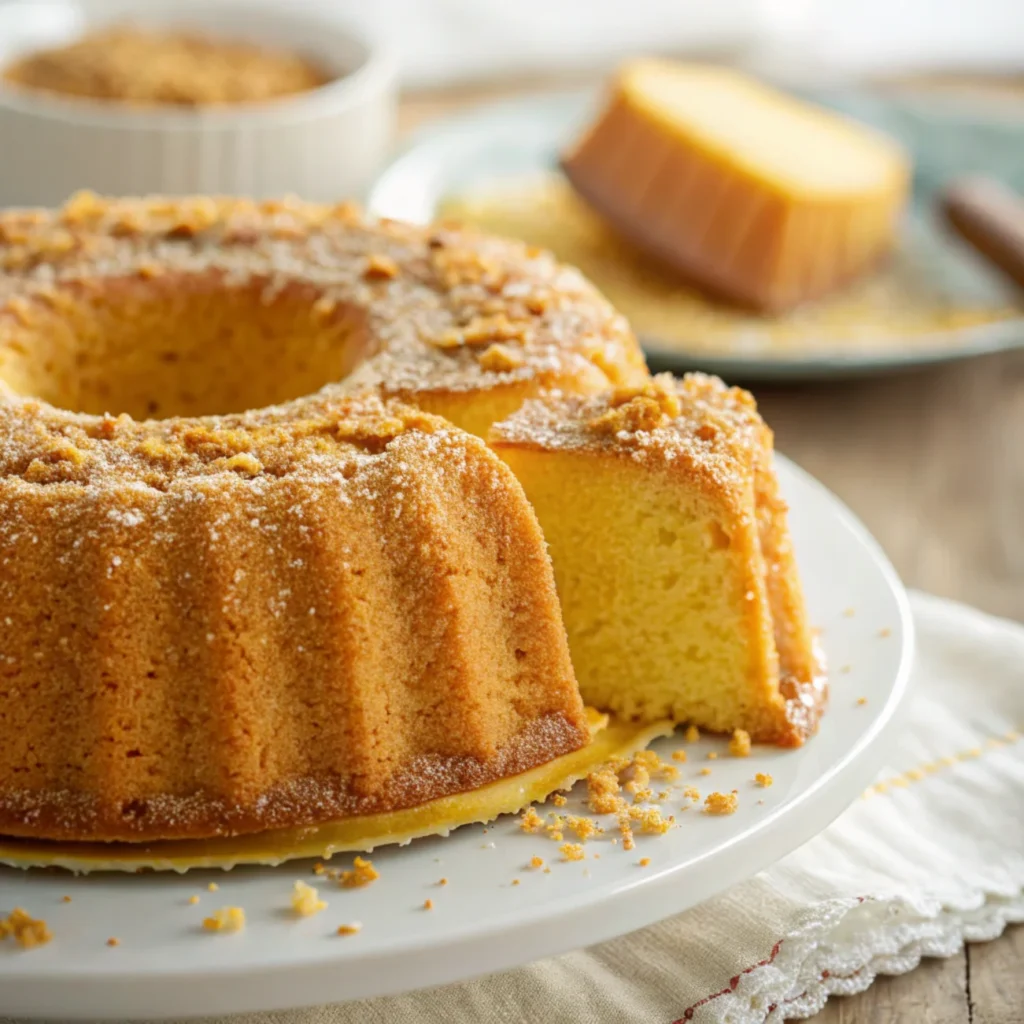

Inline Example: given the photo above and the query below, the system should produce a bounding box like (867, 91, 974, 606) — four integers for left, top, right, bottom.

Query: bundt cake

(0, 194, 650, 846)
(490, 374, 824, 745)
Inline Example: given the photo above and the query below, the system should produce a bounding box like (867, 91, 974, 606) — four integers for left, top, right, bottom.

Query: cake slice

(490, 373, 824, 746)
(561, 60, 910, 311)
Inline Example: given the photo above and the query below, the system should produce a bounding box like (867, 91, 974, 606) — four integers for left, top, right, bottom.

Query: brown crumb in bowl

(2, 27, 331, 107)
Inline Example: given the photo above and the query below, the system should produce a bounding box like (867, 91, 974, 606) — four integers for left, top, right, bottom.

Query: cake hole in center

(0, 275, 367, 419)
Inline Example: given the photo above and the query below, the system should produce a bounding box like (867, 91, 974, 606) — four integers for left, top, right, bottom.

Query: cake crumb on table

(529, 856, 544, 869)
(438, 878, 448, 886)
(423, 899, 434, 911)
(188, 895, 200, 905)
(682, 786, 701, 802)
(337, 923, 362, 936)
(207, 882, 219, 892)
(339, 856, 379, 889)
(879, 627, 892, 638)
(291, 880, 327, 917)
(0, 908, 52, 949)
(638, 858, 651, 867)
(704, 792, 739, 815)
(729, 729, 751, 758)
(671, 749, 688, 763)
(560, 843, 585, 862)
(685, 725, 700, 743)
(699, 767, 712, 776)
(203, 907, 245, 933)
(106, 937, 120, 947)
(61, 896, 72, 904)
(754, 773, 774, 788)
(857, 697, 868, 706)
(707, 751, 718, 760)
(511, 879, 521, 886)
(551, 793, 567, 807)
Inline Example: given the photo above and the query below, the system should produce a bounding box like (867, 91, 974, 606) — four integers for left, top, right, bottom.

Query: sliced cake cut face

(561, 60, 910, 312)
(490, 373, 824, 747)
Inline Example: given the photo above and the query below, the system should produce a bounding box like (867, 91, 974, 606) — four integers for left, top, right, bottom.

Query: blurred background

(0, 0, 1020, 631)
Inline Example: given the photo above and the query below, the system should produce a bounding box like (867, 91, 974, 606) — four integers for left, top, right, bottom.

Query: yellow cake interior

(496, 450, 779, 733)
(620, 61, 906, 198)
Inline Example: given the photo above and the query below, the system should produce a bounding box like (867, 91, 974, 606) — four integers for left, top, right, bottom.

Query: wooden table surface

(398, 79, 1024, 1022)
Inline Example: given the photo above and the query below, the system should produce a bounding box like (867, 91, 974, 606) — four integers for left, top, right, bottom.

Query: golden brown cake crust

(0, 395, 589, 842)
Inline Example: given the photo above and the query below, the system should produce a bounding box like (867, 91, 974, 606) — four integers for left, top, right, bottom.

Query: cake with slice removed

(489, 373, 825, 746)
(561, 60, 910, 312)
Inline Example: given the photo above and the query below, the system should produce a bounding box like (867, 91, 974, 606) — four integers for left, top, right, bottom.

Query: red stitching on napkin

(670, 898, 869, 1020)
(672, 940, 784, 1021)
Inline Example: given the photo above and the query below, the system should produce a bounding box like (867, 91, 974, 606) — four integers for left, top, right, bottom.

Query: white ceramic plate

(367, 89, 1024, 382)
(0, 456, 914, 1021)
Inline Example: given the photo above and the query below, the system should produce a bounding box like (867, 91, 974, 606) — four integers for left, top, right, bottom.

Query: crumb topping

(589, 378, 682, 435)
(0, 194, 638, 423)
(491, 373, 765, 490)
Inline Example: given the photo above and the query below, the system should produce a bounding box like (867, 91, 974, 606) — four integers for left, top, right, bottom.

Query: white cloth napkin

(52, 590, 1017, 1024)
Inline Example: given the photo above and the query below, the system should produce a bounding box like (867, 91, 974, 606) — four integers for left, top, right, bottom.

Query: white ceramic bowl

(0, 1, 398, 206)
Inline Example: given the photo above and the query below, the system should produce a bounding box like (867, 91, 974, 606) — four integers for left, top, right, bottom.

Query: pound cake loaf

(490, 374, 824, 745)
(562, 61, 910, 312)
